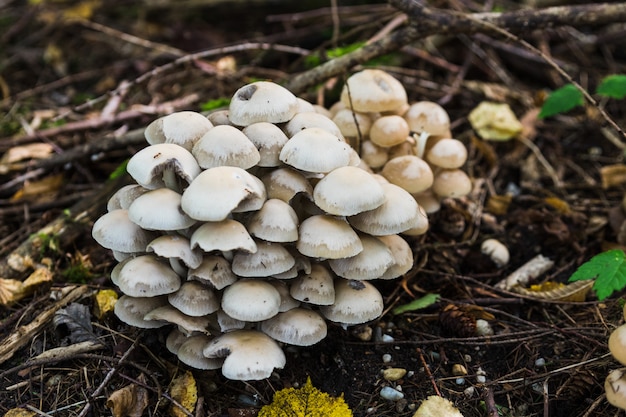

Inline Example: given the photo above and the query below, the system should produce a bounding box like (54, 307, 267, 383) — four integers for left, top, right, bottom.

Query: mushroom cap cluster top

(93, 70, 471, 381)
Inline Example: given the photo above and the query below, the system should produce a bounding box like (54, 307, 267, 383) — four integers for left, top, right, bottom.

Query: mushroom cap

(168, 281, 220, 317)
(216, 309, 247, 332)
(261, 167, 313, 203)
(145, 111, 214, 151)
(147, 235, 203, 269)
(378, 234, 414, 279)
(404, 101, 450, 136)
(116, 255, 181, 297)
(279, 127, 352, 173)
(181, 166, 265, 221)
(221, 279, 281, 321)
(190, 219, 257, 253)
(242, 122, 289, 167)
(261, 308, 327, 346)
(332, 108, 372, 138)
(143, 305, 211, 335)
(606, 368, 626, 410)
(177, 335, 223, 370)
(247, 199, 299, 243)
(289, 264, 335, 305)
(610, 324, 626, 366)
(202, 330, 286, 380)
(297, 215, 363, 259)
(188, 255, 237, 290)
(128, 188, 196, 231)
(340, 69, 408, 113)
(107, 184, 148, 211)
(328, 234, 394, 280)
(126, 143, 201, 190)
(166, 328, 188, 354)
(228, 81, 298, 126)
(320, 279, 384, 325)
(283, 111, 345, 139)
(349, 183, 424, 235)
(192, 124, 260, 169)
(369, 115, 410, 148)
(268, 280, 301, 312)
(360, 140, 389, 169)
(426, 138, 468, 169)
(381, 155, 434, 194)
(313, 166, 385, 216)
(114, 295, 169, 329)
(92, 209, 156, 253)
(431, 169, 472, 198)
(231, 241, 295, 277)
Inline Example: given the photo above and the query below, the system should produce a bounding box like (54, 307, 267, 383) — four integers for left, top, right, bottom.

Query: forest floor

(1, 1, 626, 416)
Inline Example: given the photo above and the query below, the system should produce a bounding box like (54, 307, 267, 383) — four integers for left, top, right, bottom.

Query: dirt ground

(1, 0, 626, 416)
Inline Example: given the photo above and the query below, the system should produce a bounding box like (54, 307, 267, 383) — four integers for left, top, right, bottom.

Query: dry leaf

(10, 174, 64, 203)
(94, 289, 118, 320)
(511, 280, 593, 302)
(468, 101, 523, 141)
(53, 303, 97, 343)
(413, 395, 464, 417)
(169, 371, 197, 417)
(0, 143, 54, 173)
(106, 374, 149, 417)
(0, 266, 52, 306)
(601, 164, 626, 189)
(4, 408, 36, 417)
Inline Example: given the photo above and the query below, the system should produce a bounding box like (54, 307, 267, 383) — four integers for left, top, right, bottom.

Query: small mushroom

(242, 122, 289, 167)
(609, 324, 626, 366)
(188, 255, 237, 290)
(192, 124, 260, 169)
(116, 255, 181, 297)
(279, 127, 352, 173)
(426, 138, 468, 169)
(228, 81, 298, 126)
(231, 240, 295, 277)
(126, 143, 201, 191)
(202, 330, 286, 380)
(92, 209, 156, 254)
(247, 199, 299, 243)
(328, 234, 394, 280)
(190, 219, 257, 254)
(378, 234, 414, 280)
(106, 184, 148, 211)
(431, 169, 472, 198)
(340, 69, 408, 113)
(606, 368, 626, 410)
(289, 264, 335, 305)
(369, 115, 410, 148)
(313, 166, 385, 216)
(320, 279, 384, 325)
(128, 188, 196, 231)
(168, 281, 220, 317)
(221, 279, 281, 322)
(297, 215, 363, 259)
(261, 167, 313, 203)
(177, 335, 223, 370)
(114, 295, 169, 329)
(480, 238, 510, 267)
(144, 111, 213, 151)
(143, 305, 212, 335)
(381, 155, 434, 194)
(284, 111, 345, 139)
(331, 109, 372, 138)
(261, 308, 327, 346)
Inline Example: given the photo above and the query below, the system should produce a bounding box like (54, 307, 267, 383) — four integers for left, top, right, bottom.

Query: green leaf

(569, 249, 626, 300)
(538, 84, 584, 119)
(597, 74, 626, 99)
(200, 97, 230, 112)
(108, 159, 128, 180)
(392, 293, 440, 315)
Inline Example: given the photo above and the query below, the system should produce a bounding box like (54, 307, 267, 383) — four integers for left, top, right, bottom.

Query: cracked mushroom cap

(106, 184, 148, 211)
(228, 81, 298, 126)
(188, 255, 237, 290)
(328, 234, 394, 280)
(348, 183, 423, 236)
(221, 279, 282, 322)
(242, 122, 289, 167)
(289, 264, 335, 305)
(313, 166, 385, 216)
(279, 127, 353, 173)
(116, 255, 181, 297)
(168, 281, 220, 317)
(146, 235, 203, 270)
(144, 111, 214, 151)
(92, 209, 156, 253)
(126, 143, 201, 190)
(190, 219, 257, 254)
(261, 308, 327, 346)
(297, 215, 363, 259)
(320, 279, 384, 325)
(181, 166, 265, 221)
(128, 188, 196, 231)
(177, 334, 223, 370)
(114, 295, 169, 329)
(340, 69, 408, 113)
(203, 330, 286, 380)
(231, 240, 295, 277)
(192, 124, 260, 169)
(247, 199, 299, 243)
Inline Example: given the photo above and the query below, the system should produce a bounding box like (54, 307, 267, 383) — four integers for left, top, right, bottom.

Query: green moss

(258, 377, 352, 417)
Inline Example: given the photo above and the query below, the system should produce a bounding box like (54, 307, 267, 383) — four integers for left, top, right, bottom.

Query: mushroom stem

(413, 131, 430, 159)
(162, 169, 181, 193)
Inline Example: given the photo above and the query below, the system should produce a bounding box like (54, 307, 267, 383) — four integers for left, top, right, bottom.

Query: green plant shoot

(392, 293, 440, 315)
(568, 249, 626, 300)
(200, 97, 230, 112)
(538, 84, 584, 119)
(108, 159, 128, 180)
(596, 74, 626, 99)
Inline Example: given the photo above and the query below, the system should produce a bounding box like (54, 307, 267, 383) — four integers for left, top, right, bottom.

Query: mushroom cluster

(605, 306, 626, 410)
(92, 70, 470, 380)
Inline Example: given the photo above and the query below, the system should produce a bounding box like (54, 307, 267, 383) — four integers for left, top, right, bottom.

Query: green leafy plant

(200, 97, 230, 112)
(305, 43, 365, 68)
(539, 74, 626, 118)
(108, 159, 128, 180)
(392, 293, 440, 315)
(568, 249, 626, 300)
(257, 377, 352, 417)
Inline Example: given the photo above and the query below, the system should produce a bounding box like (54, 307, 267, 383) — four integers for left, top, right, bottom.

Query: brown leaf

(106, 375, 149, 417)
(601, 164, 626, 189)
(10, 174, 64, 203)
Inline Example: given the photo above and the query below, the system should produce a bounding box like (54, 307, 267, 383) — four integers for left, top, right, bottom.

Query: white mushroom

(320, 279, 384, 325)
(221, 279, 281, 322)
(261, 308, 327, 346)
(126, 143, 201, 191)
(228, 81, 298, 126)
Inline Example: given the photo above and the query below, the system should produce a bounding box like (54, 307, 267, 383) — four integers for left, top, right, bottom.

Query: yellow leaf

(512, 280, 593, 302)
(413, 395, 464, 417)
(4, 408, 36, 417)
(468, 102, 523, 141)
(601, 164, 626, 189)
(169, 371, 197, 417)
(106, 374, 149, 417)
(10, 174, 64, 203)
(62, 0, 100, 21)
(94, 289, 118, 320)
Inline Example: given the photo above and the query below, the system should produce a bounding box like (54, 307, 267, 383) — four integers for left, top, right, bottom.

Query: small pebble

(383, 368, 407, 381)
(475, 319, 494, 336)
(464, 354, 472, 363)
(380, 386, 405, 401)
(382, 353, 392, 363)
(381, 334, 395, 343)
(455, 377, 465, 385)
(452, 364, 467, 376)
(476, 375, 486, 384)
(535, 358, 546, 367)
(464, 386, 475, 397)
(237, 394, 260, 407)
